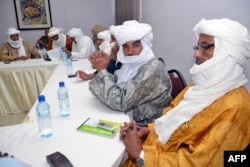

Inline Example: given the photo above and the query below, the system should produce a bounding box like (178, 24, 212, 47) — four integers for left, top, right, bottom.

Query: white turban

(193, 18, 250, 66)
(6, 27, 20, 36)
(48, 27, 61, 37)
(6, 27, 23, 49)
(109, 25, 118, 35)
(115, 20, 153, 47)
(97, 30, 111, 41)
(67, 28, 84, 42)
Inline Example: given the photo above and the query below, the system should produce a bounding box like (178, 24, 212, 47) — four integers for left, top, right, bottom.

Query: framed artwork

(14, 0, 52, 30)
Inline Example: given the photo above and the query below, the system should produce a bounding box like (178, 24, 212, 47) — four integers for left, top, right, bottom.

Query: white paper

(47, 47, 61, 60)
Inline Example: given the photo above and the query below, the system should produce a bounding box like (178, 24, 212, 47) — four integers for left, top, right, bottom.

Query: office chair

(158, 57, 165, 65)
(168, 69, 187, 99)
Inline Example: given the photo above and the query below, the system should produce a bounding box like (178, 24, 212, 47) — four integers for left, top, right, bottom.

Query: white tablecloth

(0, 59, 129, 167)
(0, 59, 58, 116)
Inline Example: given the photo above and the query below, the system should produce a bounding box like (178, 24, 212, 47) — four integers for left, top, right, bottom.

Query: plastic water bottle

(60, 48, 67, 64)
(57, 81, 70, 117)
(41, 46, 47, 59)
(36, 43, 40, 49)
(36, 95, 53, 138)
(66, 56, 73, 76)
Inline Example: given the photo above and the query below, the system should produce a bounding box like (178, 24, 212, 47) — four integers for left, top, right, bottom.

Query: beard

(195, 58, 204, 65)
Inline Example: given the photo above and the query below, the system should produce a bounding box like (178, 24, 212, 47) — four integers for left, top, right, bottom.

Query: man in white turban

(91, 25, 106, 50)
(119, 18, 250, 167)
(96, 30, 112, 55)
(65, 28, 95, 59)
(47, 27, 72, 51)
(89, 20, 172, 126)
(0, 27, 41, 61)
(75, 27, 121, 80)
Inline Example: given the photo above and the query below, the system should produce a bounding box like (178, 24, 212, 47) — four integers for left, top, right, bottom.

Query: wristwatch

(137, 157, 144, 167)
(137, 150, 144, 167)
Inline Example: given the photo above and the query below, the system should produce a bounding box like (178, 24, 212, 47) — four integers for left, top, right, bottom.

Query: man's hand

(89, 51, 109, 71)
(120, 120, 143, 160)
(75, 70, 94, 80)
(15, 56, 28, 60)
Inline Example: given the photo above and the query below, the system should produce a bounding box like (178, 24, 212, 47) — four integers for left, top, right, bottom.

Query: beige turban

(48, 27, 61, 37)
(193, 18, 250, 66)
(91, 25, 106, 36)
(97, 30, 111, 41)
(6, 27, 20, 36)
(115, 20, 153, 47)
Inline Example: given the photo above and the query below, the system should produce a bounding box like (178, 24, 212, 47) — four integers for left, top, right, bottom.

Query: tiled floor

(0, 113, 27, 127)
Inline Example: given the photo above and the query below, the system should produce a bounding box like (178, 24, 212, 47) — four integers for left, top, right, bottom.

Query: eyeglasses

(193, 43, 214, 52)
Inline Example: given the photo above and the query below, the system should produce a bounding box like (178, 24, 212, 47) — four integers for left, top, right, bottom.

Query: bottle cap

(38, 95, 45, 102)
(59, 81, 65, 87)
(67, 55, 71, 59)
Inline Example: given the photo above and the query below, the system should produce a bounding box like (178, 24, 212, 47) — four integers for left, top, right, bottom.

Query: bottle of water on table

(60, 48, 67, 64)
(57, 81, 70, 117)
(66, 56, 73, 76)
(36, 95, 53, 138)
(41, 46, 47, 59)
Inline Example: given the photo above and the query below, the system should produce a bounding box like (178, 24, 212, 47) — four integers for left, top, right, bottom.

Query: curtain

(115, 0, 141, 25)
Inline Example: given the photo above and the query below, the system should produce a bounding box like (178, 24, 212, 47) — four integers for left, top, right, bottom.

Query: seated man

(91, 24, 106, 50)
(119, 18, 250, 167)
(0, 27, 41, 61)
(96, 30, 112, 55)
(65, 28, 95, 59)
(36, 28, 49, 49)
(47, 27, 72, 51)
(76, 26, 121, 80)
(89, 20, 172, 126)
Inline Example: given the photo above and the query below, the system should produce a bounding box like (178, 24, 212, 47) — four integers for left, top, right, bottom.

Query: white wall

(1, 0, 250, 90)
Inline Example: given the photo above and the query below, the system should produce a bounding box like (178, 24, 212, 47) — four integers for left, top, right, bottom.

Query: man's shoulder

(142, 58, 165, 70)
(22, 40, 34, 47)
(81, 35, 93, 42)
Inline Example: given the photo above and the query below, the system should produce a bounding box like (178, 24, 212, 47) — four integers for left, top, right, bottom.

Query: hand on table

(15, 56, 28, 61)
(75, 70, 94, 80)
(119, 120, 147, 160)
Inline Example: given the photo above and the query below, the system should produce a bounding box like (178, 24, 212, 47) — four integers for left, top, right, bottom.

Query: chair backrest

(168, 69, 187, 99)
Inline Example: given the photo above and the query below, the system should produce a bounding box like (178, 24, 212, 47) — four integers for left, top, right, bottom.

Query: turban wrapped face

(115, 20, 153, 47)
(67, 28, 83, 42)
(48, 27, 61, 37)
(193, 18, 250, 66)
(7, 27, 20, 36)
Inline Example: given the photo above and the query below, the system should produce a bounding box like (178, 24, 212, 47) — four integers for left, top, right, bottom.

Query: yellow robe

(121, 86, 250, 167)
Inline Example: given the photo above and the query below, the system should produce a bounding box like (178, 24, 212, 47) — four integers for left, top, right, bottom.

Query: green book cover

(76, 117, 122, 138)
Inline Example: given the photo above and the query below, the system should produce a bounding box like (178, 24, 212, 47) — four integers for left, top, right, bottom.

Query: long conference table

(0, 58, 129, 166)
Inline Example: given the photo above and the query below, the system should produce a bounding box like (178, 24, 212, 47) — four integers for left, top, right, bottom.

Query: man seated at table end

(0, 27, 41, 62)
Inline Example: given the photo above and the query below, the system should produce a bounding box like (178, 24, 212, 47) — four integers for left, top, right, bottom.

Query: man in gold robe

(119, 18, 250, 167)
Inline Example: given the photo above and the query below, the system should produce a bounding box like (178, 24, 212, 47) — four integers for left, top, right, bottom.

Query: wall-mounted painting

(14, 0, 52, 30)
